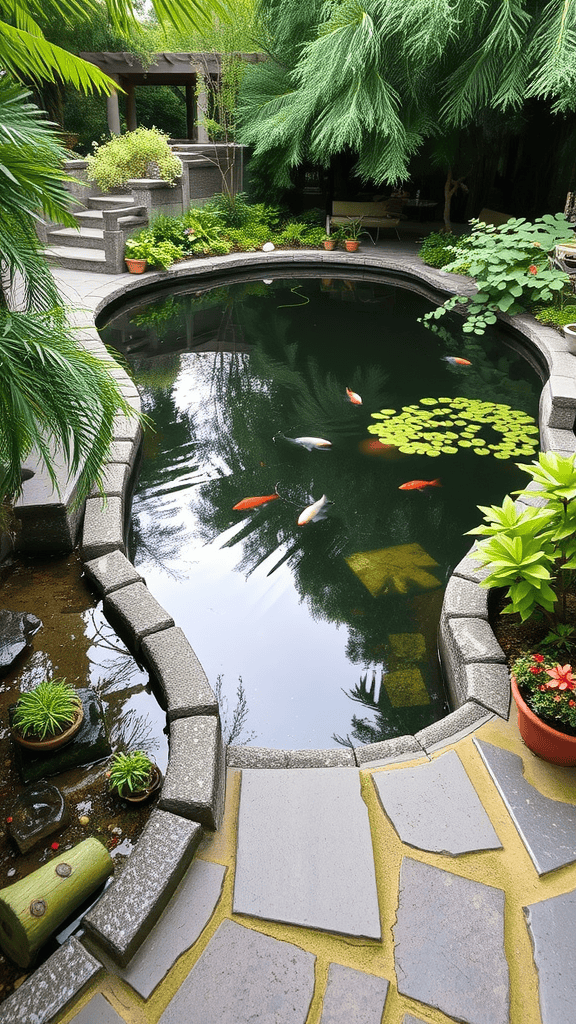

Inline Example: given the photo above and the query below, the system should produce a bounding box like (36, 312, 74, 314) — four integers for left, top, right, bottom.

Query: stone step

(45, 245, 110, 273)
(76, 209, 104, 224)
(87, 195, 134, 210)
(47, 227, 104, 250)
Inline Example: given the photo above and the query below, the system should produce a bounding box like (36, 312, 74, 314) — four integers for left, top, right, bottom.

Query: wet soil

(0, 552, 168, 1001)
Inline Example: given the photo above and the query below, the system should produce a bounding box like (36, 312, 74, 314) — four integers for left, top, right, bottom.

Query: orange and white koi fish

(399, 479, 442, 491)
(346, 387, 363, 405)
(233, 493, 280, 510)
(274, 432, 332, 450)
(443, 356, 471, 366)
(297, 494, 332, 525)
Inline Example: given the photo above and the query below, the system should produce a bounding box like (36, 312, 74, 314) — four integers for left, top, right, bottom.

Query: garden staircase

(43, 194, 148, 274)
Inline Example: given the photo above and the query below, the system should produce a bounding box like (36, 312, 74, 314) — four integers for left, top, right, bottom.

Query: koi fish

(274, 432, 332, 450)
(358, 438, 397, 456)
(399, 479, 442, 491)
(298, 494, 332, 525)
(346, 387, 363, 405)
(443, 356, 471, 366)
(233, 493, 280, 510)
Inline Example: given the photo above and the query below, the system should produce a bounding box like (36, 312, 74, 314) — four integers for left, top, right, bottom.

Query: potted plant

(468, 451, 576, 763)
(85, 127, 183, 192)
(12, 678, 83, 752)
(107, 750, 162, 803)
(323, 233, 337, 251)
(341, 218, 370, 252)
(124, 233, 155, 274)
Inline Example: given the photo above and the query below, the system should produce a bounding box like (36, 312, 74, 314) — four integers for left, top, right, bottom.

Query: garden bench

(328, 201, 401, 240)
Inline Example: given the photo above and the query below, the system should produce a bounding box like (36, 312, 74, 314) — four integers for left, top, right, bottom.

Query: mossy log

(0, 837, 113, 967)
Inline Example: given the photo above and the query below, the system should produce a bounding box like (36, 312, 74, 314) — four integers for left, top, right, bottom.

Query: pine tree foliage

(240, 0, 576, 187)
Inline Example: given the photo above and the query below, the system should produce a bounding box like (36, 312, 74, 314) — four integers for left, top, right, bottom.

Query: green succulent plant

(107, 750, 154, 795)
(13, 678, 81, 740)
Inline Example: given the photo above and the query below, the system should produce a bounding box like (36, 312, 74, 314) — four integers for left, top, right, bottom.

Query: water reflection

(100, 276, 541, 748)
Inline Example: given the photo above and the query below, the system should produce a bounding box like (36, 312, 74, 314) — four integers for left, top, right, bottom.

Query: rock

(7, 783, 69, 854)
(0, 610, 42, 675)
(79, 816, 89, 826)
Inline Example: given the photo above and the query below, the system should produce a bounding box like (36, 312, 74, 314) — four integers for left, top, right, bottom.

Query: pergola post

(125, 81, 137, 132)
(106, 76, 121, 135)
(193, 67, 209, 143)
(185, 82, 196, 141)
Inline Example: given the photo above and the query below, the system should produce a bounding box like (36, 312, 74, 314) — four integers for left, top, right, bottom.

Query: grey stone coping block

(286, 748, 355, 767)
(544, 375, 576, 429)
(524, 887, 576, 1024)
(416, 701, 494, 753)
(451, 546, 492, 584)
(107, 439, 139, 467)
(112, 413, 142, 444)
(109, 859, 226, 999)
(88, 462, 130, 499)
(394, 858, 509, 1024)
(440, 616, 506, 666)
(141, 626, 218, 720)
(83, 548, 144, 596)
(463, 662, 511, 718)
(320, 963, 389, 1024)
(539, 421, 576, 454)
(159, 716, 225, 830)
(81, 495, 125, 560)
(82, 809, 203, 966)
(354, 733, 425, 767)
(69, 992, 125, 1024)
(226, 746, 290, 768)
(372, 749, 502, 855)
(442, 575, 489, 618)
(158, 919, 316, 1024)
(233, 768, 381, 938)
(104, 581, 174, 651)
(0, 938, 102, 1024)
(474, 739, 576, 875)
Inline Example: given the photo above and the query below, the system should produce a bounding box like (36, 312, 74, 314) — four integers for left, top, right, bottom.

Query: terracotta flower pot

(118, 764, 163, 803)
(511, 674, 576, 766)
(125, 258, 147, 274)
(323, 239, 336, 251)
(344, 239, 359, 252)
(12, 705, 84, 753)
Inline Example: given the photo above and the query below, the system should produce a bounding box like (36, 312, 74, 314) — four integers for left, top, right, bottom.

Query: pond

(99, 272, 542, 750)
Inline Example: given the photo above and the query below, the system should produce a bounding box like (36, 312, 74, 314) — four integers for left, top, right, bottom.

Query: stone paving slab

(158, 919, 316, 1024)
(475, 739, 576, 875)
(372, 750, 502, 855)
(233, 769, 381, 938)
(319, 963, 389, 1024)
(394, 858, 509, 1024)
(69, 992, 126, 1024)
(0, 938, 102, 1024)
(524, 887, 576, 1024)
(402, 1016, 429, 1024)
(114, 859, 226, 999)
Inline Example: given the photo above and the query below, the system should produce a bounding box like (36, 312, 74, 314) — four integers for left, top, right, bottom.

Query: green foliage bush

(422, 214, 573, 335)
(418, 231, 473, 268)
(86, 127, 182, 191)
(533, 305, 576, 328)
(13, 678, 81, 740)
(108, 750, 154, 794)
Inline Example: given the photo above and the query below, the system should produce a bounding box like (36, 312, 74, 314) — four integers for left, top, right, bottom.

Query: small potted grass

(107, 750, 162, 803)
(12, 678, 83, 752)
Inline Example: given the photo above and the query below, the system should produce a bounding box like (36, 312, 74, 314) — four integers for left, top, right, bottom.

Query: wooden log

(0, 838, 113, 967)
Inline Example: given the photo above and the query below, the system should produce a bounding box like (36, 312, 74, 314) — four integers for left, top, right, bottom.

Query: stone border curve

(3, 246, 576, 1023)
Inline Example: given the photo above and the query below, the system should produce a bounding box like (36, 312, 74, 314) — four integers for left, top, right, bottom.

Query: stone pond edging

(4, 246, 576, 1022)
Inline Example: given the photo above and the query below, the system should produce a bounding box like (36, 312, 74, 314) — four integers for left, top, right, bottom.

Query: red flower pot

(125, 258, 147, 274)
(344, 239, 359, 252)
(323, 238, 336, 251)
(511, 674, 576, 766)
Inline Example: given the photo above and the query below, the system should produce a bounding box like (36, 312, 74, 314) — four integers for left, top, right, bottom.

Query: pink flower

(532, 654, 545, 663)
(545, 664, 576, 690)
(528, 264, 538, 274)
(529, 666, 543, 674)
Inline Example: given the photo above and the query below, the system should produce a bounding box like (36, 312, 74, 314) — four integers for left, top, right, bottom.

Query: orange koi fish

(443, 356, 471, 366)
(346, 387, 363, 405)
(359, 439, 396, 456)
(233, 493, 280, 510)
(399, 479, 442, 491)
(297, 494, 332, 525)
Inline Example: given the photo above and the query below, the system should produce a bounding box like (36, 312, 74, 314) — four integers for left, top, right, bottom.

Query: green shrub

(204, 191, 252, 227)
(226, 224, 271, 250)
(86, 127, 182, 191)
(108, 750, 153, 794)
(125, 230, 184, 269)
(197, 238, 233, 256)
(13, 678, 81, 740)
(533, 305, 576, 328)
(418, 231, 473, 268)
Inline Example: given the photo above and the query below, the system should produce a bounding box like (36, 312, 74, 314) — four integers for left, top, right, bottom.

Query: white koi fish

(346, 387, 362, 405)
(298, 494, 333, 526)
(274, 432, 332, 450)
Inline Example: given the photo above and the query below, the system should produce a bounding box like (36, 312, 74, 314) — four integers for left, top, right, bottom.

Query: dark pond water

(99, 273, 542, 750)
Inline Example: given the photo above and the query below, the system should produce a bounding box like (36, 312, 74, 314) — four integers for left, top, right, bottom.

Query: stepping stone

(158, 919, 315, 1024)
(233, 769, 381, 938)
(320, 963, 389, 1024)
(117, 859, 226, 998)
(524, 887, 576, 1024)
(474, 739, 576, 875)
(372, 749, 502, 855)
(0, 609, 41, 674)
(69, 993, 125, 1024)
(394, 858, 509, 1024)
(7, 782, 69, 853)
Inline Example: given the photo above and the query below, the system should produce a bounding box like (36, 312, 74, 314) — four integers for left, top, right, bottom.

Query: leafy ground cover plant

(421, 214, 573, 335)
(107, 750, 154, 794)
(468, 452, 576, 625)
(13, 678, 81, 739)
(418, 231, 473, 269)
(86, 127, 182, 191)
(533, 304, 576, 329)
(512, 653, 576, 731)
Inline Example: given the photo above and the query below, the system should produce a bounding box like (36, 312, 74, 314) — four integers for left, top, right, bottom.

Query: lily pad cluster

(368, 397, 539, 459)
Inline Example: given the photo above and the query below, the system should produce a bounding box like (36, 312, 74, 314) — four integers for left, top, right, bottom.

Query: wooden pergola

(79, 51, 264, 140)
